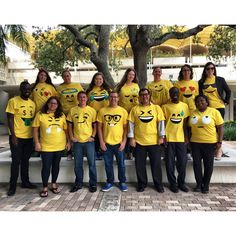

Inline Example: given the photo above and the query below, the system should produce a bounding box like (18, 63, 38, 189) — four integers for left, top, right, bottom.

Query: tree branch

(150, 25, 210, 47)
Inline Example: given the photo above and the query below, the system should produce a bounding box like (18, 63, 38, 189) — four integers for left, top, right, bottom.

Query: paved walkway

(1, 183, 236, 211)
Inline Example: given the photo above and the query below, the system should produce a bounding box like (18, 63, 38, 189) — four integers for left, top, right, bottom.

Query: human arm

(119, 123, 127, 151)
(7, 113, 18, 146)
(158, 120, 165, 145)
(88, 122, 97, 142)
(33, 127, 41, 152)
(216, 124, 224, 151)
(128, 121, 136, 148)
(97, 122, 107, 151)
(67, 122, 78, 143)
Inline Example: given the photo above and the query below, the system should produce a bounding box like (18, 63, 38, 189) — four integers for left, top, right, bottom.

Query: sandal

(51, 185, 60, 194)
(40, 190, 48, 197)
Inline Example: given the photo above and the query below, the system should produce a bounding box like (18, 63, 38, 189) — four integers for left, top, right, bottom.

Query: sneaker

(187, 153, 192, 161)
(102, 183, 113, 192)
(119, 183, 128, 192)
(67, 154, 73, 161)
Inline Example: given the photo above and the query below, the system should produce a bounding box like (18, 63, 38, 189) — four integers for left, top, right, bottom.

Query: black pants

(9, 136, 33, 188)
(41, 151, 62, 188)
(134, 143, 162, 188)
(191, 142, 216, 189)
(165, 142, 187, 187)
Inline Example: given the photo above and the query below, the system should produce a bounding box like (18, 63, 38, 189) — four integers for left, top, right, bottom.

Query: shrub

(224, 121, 236, 141)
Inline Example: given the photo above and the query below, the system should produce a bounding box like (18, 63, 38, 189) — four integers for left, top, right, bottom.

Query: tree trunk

(133, 47, 149, 88)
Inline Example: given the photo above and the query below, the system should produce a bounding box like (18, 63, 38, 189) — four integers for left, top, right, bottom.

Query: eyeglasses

(140, 93, 149, 96)
(206, 67, 214, 71)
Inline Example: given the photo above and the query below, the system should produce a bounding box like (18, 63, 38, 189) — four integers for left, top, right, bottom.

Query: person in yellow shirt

(57, 69, 84, 160)
(32, 96, 70, 197)
(97, 91, 128, 192)
(67, 91, 97, 193)
(86, 72, 111, 160)
(146, 66, 173, 106)
(116, 68, 140, 159)
(188, 94, 224, 193)
(5, 80, 37, 196)
(162, 87, 190, 193)
(128, 88, 165, 193)
(31, 68, 58, 113)
(199, 62, 231, 160)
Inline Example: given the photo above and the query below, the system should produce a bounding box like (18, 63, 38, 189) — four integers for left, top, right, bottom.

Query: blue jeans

(103, 144, 126, 184)
(73, 141, 97, 186)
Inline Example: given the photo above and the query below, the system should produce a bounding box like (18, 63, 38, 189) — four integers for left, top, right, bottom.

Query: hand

(100, 142, 107, 151)
(35, 142, 41, 152)
(11, 135, 18, 146)
(66, 141, 71, 151)
(119, 141, 126, 152)
(158, 137, 164, 145)
(129, 138, 136, 148)
(88, 136, 95, 142)
(71, 136, 78, 143)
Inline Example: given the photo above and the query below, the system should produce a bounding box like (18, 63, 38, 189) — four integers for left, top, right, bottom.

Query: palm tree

(0, 25, 29, 64)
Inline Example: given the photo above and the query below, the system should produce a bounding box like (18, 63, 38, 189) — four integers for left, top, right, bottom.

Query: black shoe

(137, 186, 145, 192)
(155, 185, 165, 193)
(170, 186, 179, 193)
(21, 182, 37, 189)
(7, 188, 16, 196)
(178, 184, 189, 192)
(70, 183, 82, 193)
(201, 186, 209, 194)
(193, 185, 201, 192)
(89, 186, 97, 193)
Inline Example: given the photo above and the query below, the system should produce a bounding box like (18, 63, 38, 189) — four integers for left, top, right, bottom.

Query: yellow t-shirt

(31, 82, 58, 113)
(97, 106, 128, 145)
(162, 101, 189, 142)
(57, 82, 84, 115)
(118, 83, 140, 112)
(32, 112, 67, 152)
(146, 80, 173, 106)
(128, 103, 165, 146)
(202, 76, 225, 109)
(5, 96, 35, 139)
(67, 105, 97, 142)
(87, 86, 109, 112)
(175, 80, 199, 112)
(188, 107, 224, 143)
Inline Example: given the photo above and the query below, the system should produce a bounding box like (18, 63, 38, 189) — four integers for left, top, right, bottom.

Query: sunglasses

(206, 67, 214, 71)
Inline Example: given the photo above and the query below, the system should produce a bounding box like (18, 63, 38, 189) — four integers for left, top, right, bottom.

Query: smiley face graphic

(104, 114, 121, 127)
(170, 110, 185, 124)
(73, 112, 89, 124)
(138, 110, 154, 123)
(190, 115, 212, 128)
(61, 88, 78, 102)
(35, 87, 52, 98)
(202, 83, 217, 93)
(180, 86, 196, 98)
(20, 105, 34, 126)
(124, 94, 138, 104)
(90, 91, 108, 102)
(46, 116, 62, 134)
(154, 84, 164, 92)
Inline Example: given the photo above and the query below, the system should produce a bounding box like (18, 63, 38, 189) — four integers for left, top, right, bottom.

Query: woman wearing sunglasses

(198, 62, 231, 160)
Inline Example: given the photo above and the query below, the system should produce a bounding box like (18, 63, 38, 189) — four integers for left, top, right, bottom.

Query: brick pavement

(1, 183, 236, 211)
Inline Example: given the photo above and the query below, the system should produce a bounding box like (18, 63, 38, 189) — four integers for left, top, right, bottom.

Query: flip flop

(51, 186, 60, 194)
(40, 190, 48, 197)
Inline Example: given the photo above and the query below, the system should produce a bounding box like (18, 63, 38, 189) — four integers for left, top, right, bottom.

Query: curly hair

(41, 96, 63, 118)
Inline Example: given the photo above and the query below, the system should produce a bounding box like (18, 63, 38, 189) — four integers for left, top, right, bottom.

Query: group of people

(5, 62, 231, 197)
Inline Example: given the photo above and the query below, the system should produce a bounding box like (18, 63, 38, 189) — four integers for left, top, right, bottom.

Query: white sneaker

(67, 154, 73, 161)
(187, 153, 192, 161)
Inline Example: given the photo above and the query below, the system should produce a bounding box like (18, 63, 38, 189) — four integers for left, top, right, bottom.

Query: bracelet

(91, 136, 95, 139)
(217, 141, 222, 144)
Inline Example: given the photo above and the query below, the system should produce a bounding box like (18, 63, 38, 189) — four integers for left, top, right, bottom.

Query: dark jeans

(103, 144, 126, 184)
(165, 142, 187, 187)
(9, 136, 33, 188)
(41, 151, 62, 188)
(191, 142, 216, 189)
(73, 141, 97, 186)
(134, 143, 162, 188)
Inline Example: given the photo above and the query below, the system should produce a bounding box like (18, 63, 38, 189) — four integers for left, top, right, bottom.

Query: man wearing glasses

(128, 88, 166, 193)
(97, 91, 128, 192)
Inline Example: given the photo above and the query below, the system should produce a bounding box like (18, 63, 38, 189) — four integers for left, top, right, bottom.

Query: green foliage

(207, 26, 236, 61)
(224, 121, 236, 141)
(32, 26, 89, 75)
